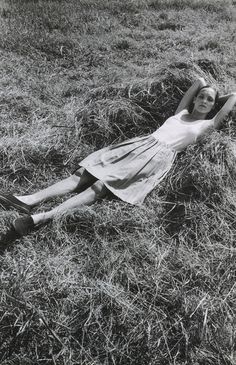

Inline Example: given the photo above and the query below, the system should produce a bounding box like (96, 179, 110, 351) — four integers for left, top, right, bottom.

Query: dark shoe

(13, 216, 34, 237)
(0, 194, 31, 214)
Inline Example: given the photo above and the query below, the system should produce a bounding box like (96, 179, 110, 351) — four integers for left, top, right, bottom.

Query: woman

(1, 77, 236, 237)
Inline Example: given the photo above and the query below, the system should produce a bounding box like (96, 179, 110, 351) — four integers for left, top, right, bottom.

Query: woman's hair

(188, 84, 219, 118)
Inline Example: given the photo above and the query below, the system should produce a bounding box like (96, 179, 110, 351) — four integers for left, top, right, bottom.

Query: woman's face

(193, 87, 216, 115)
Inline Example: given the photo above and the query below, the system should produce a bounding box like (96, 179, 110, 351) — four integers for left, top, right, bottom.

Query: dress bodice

(152, 109, 214, 151)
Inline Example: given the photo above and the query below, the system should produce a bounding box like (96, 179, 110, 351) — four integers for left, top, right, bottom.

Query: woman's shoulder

(165, 109, 189, 122)
(174, 108, 189, 117)
(165, 109, 189, 124)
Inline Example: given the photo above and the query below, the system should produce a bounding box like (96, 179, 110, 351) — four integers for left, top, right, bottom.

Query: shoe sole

(0, 195, 30, 214)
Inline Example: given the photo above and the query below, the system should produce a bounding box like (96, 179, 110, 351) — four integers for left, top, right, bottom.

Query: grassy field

(0, 0, 236, 364)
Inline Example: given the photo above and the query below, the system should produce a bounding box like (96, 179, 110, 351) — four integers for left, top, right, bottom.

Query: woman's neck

(190, 110, 207, 120)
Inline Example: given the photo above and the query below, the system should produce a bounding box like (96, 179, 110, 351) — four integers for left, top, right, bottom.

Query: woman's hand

(198, 77, 207, 88)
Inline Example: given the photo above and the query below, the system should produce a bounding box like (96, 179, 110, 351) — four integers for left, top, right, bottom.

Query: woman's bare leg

(15, 168, 96, 207)
(31, 180, 108, 225)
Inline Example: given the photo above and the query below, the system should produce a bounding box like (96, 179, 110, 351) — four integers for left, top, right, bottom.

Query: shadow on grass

(0, 226, 20, 253)
(163, 202, 186, 236)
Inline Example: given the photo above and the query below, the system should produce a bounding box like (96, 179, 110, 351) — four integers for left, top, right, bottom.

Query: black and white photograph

(0, 0, 236, 363)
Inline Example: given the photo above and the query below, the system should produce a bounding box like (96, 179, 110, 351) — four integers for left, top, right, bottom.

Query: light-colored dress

(78, 109, 214, 205)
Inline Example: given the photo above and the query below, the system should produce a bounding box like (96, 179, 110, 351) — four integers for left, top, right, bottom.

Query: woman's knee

(73, 167, 88, 179)
(92, 180, 108, 197)
(72, 167, 96, 189)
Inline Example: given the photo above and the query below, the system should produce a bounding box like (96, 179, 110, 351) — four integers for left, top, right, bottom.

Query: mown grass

(0, 0, 236, 364)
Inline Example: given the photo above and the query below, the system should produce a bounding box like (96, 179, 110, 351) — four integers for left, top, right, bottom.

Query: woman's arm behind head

(175, 77, 207, 114)
(212, 92, 236, 129)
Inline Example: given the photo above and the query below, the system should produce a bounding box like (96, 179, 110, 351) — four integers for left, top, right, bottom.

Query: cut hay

(0, 1, 236, 364)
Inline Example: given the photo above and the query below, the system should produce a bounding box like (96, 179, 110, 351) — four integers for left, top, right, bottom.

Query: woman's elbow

(198, 77, 205, 83)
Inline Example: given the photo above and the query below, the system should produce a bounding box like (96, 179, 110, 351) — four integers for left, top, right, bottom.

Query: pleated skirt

(77, 135, 177, 205)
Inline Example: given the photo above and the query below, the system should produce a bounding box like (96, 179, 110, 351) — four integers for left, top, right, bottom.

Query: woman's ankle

(32, 212, 51, 225)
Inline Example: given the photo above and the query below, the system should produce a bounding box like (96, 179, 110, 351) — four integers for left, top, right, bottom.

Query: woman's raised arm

(175, 77, 207, 114)
(213, 92, 236, 129)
